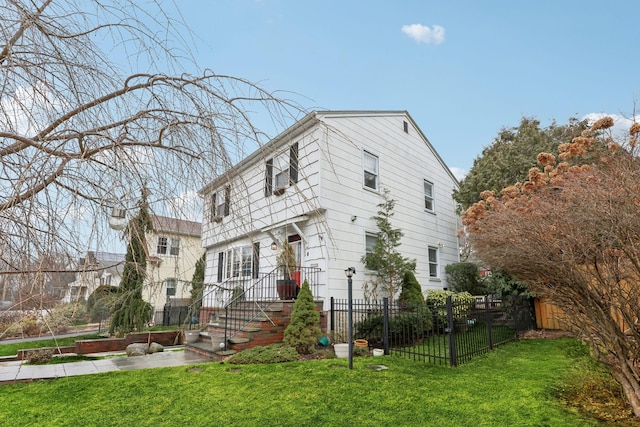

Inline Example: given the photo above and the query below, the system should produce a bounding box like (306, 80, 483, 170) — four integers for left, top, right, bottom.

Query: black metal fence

(330, 295, 535, 367)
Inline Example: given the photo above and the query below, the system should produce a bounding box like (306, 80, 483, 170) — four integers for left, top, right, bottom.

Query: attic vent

(403, 120, 409, 134)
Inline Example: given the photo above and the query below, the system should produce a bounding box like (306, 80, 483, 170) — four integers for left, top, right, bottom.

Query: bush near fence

(330, 295, 535, 366)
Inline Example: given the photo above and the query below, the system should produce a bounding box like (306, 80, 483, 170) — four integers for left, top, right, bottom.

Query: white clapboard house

(197, 111, 460, 319)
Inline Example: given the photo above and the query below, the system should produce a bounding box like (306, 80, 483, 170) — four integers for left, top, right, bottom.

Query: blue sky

(168, 0, 639, 179)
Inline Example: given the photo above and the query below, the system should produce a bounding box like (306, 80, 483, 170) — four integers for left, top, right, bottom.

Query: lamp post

(345, 267, 356, 370)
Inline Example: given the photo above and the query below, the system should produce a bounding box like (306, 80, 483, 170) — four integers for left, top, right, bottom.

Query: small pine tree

(398, 270, 425, 306)
(361, 188, 416, 299)
(283, 280, 321, 354)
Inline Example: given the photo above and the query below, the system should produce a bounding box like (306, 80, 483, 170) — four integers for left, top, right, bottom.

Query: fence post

(163, 304, 169, 327)
(446, 295, 457, 367)
(330, 297, 335, 336)
(485, 295, 494, 350)
(383, 297, 389, 355)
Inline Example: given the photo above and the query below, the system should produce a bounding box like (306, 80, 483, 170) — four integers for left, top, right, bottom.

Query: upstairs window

(170, 238, 180, 256)
(157, 237, 168, 255)
(157, 237, 180, 256)
(363, 151, 379, 191)
(424, 180, 435, 212)
(211, 186, 231, 222)
(265, 143, 299, 196)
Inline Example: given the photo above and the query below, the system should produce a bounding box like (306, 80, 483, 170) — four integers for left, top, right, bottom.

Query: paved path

(0, 348, 209, 384)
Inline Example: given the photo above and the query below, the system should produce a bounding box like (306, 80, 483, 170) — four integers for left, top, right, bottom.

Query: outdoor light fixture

(345, 266, 356, 278)
(108, 208, 127, 231)
(345, 266, 356, 369)
(271, 241, 278, 251)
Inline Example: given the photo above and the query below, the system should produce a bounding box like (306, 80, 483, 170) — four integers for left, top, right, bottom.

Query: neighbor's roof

(152, 215, 201, 237)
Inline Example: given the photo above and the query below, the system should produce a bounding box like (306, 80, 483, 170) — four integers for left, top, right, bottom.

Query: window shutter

(211, 193, 217, 220)
(252, 242, 260, 279)
(289, 143, 298, 183)
(265, 158, 273, 196)
(217, 252, 224, 282)
(224, 186, 231, 216)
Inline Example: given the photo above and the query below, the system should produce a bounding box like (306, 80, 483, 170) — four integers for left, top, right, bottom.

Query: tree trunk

(613, 364, 640, 417)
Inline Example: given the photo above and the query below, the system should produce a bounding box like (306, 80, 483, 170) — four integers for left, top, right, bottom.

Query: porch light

(108, 208, 127, 231)
(271, 241, 278, 251)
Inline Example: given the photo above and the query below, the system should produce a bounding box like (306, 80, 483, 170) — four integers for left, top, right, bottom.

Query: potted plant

(276, 239, 298, 300)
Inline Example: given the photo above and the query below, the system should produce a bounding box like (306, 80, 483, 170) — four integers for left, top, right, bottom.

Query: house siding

(200, 111, 459, 308)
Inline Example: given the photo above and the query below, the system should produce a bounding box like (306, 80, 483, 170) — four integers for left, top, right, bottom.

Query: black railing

(220, 266, 321, 346)
(180, 266, 321, 346)
(330, 295, 535, 367)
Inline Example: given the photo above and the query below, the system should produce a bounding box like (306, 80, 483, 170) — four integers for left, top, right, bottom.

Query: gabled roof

(152, 215, 201, 237)
(199, 110, 458, 193)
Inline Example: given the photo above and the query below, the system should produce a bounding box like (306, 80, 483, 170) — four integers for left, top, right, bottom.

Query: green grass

(0, 338, 633, 426)
(0, 334, 104, 357)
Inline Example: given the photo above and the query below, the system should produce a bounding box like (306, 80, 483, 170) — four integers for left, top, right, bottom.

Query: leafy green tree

(398, 271, 425, 306)
(283, 280, 321, 354)
(362, 189, 416, 299)
(445, 262, 487, 295)
(483, 271, 531, 298)
(454, 117, 588, 210)
(110, 191, 154, 335)
(190, 253, 206, 309)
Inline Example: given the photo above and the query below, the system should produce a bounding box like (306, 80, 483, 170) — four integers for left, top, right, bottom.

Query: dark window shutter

(224, 186, 231, 216)
(265, 158, 273, 196)
(217, 252, 224, 282)
(252, 242, 260, 279)
(211, 193, 217, 220)
(289, 143, 298, 183)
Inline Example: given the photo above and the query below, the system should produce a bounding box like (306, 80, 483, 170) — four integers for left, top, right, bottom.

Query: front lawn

(0, 338, 635, 426)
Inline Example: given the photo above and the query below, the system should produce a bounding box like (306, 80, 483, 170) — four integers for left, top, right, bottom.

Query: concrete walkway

(0, 347, 209, 385)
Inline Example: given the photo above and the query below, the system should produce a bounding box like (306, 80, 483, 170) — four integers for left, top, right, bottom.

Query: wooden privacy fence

(330, 295, 535, 367)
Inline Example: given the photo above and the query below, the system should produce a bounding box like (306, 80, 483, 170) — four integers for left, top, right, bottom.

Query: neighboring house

(198, 110, 460, 311)
(144, 215, 204, 321)
(62, 251, 125, 303)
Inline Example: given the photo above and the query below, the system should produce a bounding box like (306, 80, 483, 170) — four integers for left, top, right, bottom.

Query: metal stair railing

(222, 266, 321, 348)
(222, 269, 280, 347)
(183, 277, 237, 331)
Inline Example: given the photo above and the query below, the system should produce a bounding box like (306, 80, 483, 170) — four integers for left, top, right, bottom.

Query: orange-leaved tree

(463, 116, 640, 416)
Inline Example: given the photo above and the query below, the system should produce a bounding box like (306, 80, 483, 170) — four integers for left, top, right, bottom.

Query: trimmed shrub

(425, 290, 475, 330)
(355, 309, 433, 347)
(284, 280, 321, 354)
(398, 270, 425, 306)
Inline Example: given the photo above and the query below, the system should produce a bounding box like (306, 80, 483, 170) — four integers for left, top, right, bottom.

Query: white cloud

(449, 167, 467, 181)
(401, 24, 445, 45)
(169, 191, 202, 222)
(583, 112, 640, 142)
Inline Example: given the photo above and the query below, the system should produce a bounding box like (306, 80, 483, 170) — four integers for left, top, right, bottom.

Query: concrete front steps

(185, 300, 325, 360)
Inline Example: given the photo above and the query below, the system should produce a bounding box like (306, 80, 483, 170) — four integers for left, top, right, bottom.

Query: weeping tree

(0, 0, 300, 332)
(109, 190, 153, 335)
(463, 117, 640, 416)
